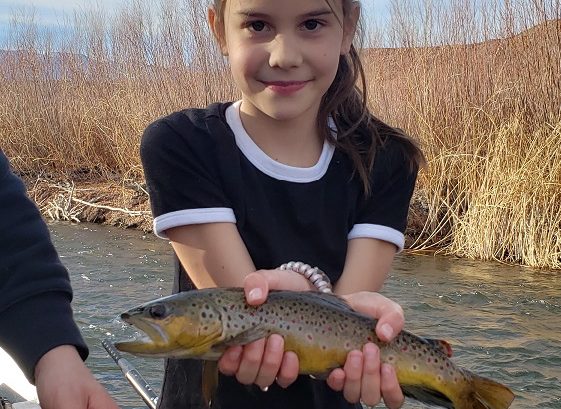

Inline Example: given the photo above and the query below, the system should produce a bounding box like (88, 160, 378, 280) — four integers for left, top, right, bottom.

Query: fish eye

(148, 304, 168, 319)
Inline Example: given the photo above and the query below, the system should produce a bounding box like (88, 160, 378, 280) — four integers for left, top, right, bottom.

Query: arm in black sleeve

(0, 150, 88, 383)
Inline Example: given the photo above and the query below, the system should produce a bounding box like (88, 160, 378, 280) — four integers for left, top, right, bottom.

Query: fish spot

(387, 355, 395, 362)
(201, 312, 207, 318)
(412, 364, 418, 371)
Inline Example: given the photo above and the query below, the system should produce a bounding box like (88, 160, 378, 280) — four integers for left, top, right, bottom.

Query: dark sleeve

(0, 150, 88, 383)
(349, 139, 418, 252)
(140, 112, 235, 238)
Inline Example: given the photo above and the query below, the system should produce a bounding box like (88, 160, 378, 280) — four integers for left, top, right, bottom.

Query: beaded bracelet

(278, 261, 333, 293)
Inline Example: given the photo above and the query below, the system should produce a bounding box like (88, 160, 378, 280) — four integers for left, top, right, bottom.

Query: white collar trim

(225, 101, 335, 183)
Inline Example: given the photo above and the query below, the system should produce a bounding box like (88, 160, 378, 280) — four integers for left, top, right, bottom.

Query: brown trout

(115, 288, 514, 409)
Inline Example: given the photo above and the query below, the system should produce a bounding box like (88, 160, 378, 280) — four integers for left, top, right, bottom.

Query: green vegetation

(0, 1, 559, 268)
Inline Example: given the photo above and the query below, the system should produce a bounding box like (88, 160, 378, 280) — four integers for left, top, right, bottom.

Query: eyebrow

(236, 8, 334, 19)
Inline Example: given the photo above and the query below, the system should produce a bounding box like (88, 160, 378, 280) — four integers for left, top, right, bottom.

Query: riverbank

(23, 178, 432, 250)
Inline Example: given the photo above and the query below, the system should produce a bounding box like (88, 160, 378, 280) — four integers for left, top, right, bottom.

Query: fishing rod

(102, 339, 159, 409)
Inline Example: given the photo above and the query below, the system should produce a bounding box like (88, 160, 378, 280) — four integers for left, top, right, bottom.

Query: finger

(326, 368, 345, 392)
(342, 350, 363, 404)
(381, 364, 405, 409)
(218, 346, 243, 376)
(359, 343, 381, 406)
(345, 293, 404, 342)
(244, 272, 270, 305)
(375, 303, 404, 342)
(276, 351, 300, 388)
(236, 339, 267, 385)
(255, 335, 284, 390)
(244, 270, 313, 305)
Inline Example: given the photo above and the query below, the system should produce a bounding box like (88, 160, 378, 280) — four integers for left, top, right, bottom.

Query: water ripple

(47, 222, 561, 409)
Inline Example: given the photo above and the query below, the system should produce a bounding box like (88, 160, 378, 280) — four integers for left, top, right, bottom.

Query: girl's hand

(326, 292, 405, 408)
(218, 269, 310, 390)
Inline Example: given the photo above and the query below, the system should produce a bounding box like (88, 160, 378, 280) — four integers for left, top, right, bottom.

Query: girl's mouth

(261, 80, 310, 95)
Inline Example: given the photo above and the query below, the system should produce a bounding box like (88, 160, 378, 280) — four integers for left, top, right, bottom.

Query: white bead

(298, 264, 311, 273)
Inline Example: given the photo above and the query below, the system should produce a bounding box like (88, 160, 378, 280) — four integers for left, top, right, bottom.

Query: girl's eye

(248, 21, 267, 32)
(303, 19, 322, 31)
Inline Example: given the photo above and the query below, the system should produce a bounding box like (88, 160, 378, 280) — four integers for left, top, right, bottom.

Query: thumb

(344, 292, 404, 342)
(243, 271, 270, 305)
(374, 301, 404, 342)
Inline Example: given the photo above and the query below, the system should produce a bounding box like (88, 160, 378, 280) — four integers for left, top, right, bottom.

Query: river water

(47, 222, 561, 409)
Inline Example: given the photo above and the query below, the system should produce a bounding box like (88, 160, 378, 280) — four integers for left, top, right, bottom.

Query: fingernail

(269, 335, 283, 352)
(382, 363, 394, 376)
(364, 343, 378, 357)
(380, 323, 394, 340)
(228, 347, 242, 360)
(248, 288, 262, 302)
(350, 353, 362, 368)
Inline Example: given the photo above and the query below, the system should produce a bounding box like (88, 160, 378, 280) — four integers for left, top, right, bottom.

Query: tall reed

(0, 0, 559, 268)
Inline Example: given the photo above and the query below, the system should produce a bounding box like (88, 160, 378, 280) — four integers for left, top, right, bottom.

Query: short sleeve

(348, 139, 418, 252)
(140, 111, 236, 238)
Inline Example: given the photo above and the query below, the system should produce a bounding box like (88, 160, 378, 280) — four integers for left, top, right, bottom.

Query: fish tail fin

(465, 373, 515, 409)
(202, 360, 219, 408)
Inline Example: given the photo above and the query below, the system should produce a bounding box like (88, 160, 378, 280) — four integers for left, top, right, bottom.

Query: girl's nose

(268, 35, 303, 69)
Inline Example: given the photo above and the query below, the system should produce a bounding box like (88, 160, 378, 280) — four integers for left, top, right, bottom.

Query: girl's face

(210, 0, 358, 123)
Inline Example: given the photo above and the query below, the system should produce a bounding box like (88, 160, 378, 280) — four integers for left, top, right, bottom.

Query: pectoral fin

(202, 360, 219, 408)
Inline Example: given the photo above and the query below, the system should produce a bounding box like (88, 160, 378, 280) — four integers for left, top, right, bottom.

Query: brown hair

(212, 0, 425, 195)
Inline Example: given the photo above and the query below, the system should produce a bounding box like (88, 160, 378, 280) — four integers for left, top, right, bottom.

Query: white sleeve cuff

(348, 223, 405, 253)
(153, 208, 236, 239)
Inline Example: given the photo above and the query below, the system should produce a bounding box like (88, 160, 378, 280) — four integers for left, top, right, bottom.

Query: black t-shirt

(140, 101, 418, 409)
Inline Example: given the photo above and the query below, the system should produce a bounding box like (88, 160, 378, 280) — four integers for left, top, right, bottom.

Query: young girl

(140, 0, 424, 408)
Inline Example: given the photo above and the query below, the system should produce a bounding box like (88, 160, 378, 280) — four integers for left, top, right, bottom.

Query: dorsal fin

(425, 338, 453, 358)
(268, 290, 355, 312)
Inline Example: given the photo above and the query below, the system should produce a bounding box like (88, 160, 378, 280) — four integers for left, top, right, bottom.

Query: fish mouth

(114, 312, 170, 355)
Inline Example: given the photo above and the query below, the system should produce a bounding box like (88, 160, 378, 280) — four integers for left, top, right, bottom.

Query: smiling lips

(261, 80, 310, 95)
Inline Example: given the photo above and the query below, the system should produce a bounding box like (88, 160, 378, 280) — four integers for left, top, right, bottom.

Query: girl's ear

(208, 7, 229, 56)
(340, 2, 360, 55)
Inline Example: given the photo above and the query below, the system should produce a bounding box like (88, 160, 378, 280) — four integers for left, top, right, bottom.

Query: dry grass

(1, 0, 560, 268)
